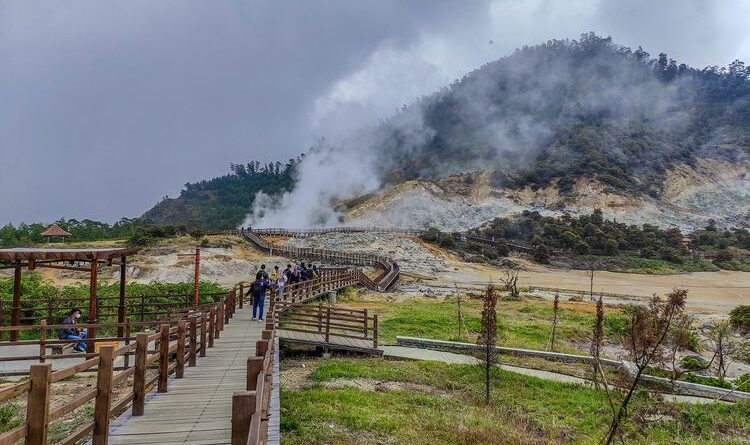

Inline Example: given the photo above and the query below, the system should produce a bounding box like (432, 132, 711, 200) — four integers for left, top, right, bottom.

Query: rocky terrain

(341, 159, 750, 232)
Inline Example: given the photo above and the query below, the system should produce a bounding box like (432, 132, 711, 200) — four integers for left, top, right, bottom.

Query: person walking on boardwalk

(58, 308, 88, 352)
(251, 277, 269, 321)
(256, 264, 269, 281)
(274, 265, 286, 297)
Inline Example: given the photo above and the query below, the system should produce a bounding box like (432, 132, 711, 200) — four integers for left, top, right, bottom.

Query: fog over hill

(244, 33, 750, 229)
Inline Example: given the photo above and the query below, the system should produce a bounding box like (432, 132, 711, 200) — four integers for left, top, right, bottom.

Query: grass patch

(282, 358, 750, 445)
(351, 296, 626, 354)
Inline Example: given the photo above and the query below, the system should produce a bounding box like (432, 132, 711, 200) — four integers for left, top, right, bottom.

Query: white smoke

(242, 0, 749, 229)
(244, 134, 379, 228)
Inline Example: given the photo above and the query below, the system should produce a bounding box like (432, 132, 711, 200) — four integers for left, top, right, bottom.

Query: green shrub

(683, 331, 702, 352)
(736, 373, 750, 392)
(729, 305, 750, 331)
(679, 356, 708, 371)
(0, 403, 22, 433)
(682, 373, 732, 389)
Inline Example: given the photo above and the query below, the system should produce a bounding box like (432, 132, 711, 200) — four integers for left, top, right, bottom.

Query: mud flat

(283, 232, 750, 316)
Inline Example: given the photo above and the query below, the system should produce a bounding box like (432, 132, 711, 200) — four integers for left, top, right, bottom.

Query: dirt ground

(431, 255, 750, 316)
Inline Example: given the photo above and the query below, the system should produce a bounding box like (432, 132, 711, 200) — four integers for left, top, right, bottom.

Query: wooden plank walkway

(277, 329, 381, 355)
(107, 307, 267, 445)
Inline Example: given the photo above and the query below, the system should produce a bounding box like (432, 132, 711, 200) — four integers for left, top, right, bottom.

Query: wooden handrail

(213, 228, 400, 292)
(0, 292, 234, 445)
(232, 297, 277, 445)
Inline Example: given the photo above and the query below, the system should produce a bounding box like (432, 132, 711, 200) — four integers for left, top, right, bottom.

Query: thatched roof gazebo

(41, 224, 73, 243)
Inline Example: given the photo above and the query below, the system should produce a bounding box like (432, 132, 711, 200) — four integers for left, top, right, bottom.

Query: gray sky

(1, 0, 749, 225)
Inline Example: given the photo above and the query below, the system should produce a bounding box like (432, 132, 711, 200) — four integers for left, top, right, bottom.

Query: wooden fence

(232, 296, 277, 445)
(250, 226, 421, 237)
(276, 300, 378, 351)
(0, 291, 228, 342)
(0, 290, 239, 445)
(216, 229, 400, 292)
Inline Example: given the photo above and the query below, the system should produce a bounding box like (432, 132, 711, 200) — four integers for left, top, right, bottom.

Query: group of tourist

(54, 262, 323, 350)
(246, 262, 322, 321)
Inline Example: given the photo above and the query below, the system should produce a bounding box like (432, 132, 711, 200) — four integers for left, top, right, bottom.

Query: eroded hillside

(341, 158, 750, 231)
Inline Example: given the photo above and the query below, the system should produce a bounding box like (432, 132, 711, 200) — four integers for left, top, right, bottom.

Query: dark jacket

(256, 269, 269, 281)
(58, 315, 79, 339)
(249, 279, 269, 299)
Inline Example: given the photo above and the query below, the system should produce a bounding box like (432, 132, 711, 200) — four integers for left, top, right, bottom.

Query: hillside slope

(371, 33, 750, 198)
(142, 33, 750, 231)
(341, 158, 750, 231)
(142, 160, 298, 230)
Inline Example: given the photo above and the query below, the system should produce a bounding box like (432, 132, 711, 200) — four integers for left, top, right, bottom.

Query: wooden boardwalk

(107, 306, 269, 445)
(278, 329, 381, 354)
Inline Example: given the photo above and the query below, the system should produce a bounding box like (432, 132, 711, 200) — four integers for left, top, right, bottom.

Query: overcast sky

(1, 0, 749, 225)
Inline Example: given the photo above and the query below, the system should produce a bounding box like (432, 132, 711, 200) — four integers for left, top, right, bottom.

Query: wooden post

(231, 391, 256, 445)
(256, 339, 268, 357)
(247, 356, 263, 390)
(261, 330, 271, 340)
(87, 259, 99, 353)
(140, 294, 145, 322)
(224, 298, 230, 325)
(363, 309, 368, 338)
(158, 324, 170, 392)
(39, 319, 46, 363)
(194, 246, 200, 307)
(11, 265, 21, 342)
(118, 256, 127, 338)
(325, 307, 331, 344)
(93, 345, 115, 445)
(209, 306, 216, 347)
(124, 319, 131, 369)
(189, 316, 197, 367)
(200, 311, 207, 357)
(176, 320, 186, 378)
(133, 333, 147, 416)
(373, 314, 378, 349)
(217, 302, 223, 338)
(318, 301, 322, 333)
(25, 364, 51, 445)
(239, 283, 244, 309)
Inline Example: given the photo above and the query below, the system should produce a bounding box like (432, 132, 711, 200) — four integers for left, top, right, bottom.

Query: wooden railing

(276, 300, 378, 350)
(269, 268, 359, 306)
(0, 291, 227, 341)
(0, 299, 227, 375)
(251, 226, 421, 237)
(216, 229, 400, 292)
(0, 290, 240, 445)
(232, 297, 277, 445)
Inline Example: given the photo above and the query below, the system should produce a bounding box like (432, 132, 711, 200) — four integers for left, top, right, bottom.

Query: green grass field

(281, 358, 750, 445)
(339, 293, 627, 354)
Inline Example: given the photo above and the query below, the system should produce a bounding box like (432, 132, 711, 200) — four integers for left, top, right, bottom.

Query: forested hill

(373, 33, 750, 197)
(140, 33, 750, 230)
(142, 158, 299, 230)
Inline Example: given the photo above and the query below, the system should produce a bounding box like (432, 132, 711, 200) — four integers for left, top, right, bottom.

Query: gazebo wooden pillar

(118, 256, 127, 338)
(10, 263, 22, 342)
(87, 259, 98, 353)
(0, 247, 140, 347)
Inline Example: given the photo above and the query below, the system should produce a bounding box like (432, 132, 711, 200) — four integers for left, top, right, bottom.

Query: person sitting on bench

(58, 308, 88, 352)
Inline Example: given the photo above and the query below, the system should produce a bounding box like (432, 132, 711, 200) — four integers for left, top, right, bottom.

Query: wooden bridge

(0, 228, 397, 444)
(217, 228, 401, 291)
